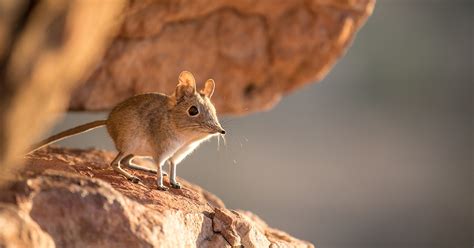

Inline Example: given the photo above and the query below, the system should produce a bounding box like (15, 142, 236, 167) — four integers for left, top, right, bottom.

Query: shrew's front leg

(155, 158, 168, 191)
(167, 140, 202, 190)
(168, 160, 181, 189)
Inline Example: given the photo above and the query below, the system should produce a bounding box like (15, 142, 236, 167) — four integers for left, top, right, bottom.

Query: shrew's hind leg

(111, 152, 141, 183)
(122, 154, 168, 176)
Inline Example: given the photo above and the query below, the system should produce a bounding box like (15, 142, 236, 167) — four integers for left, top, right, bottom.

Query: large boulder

(0, 147, 314, 247)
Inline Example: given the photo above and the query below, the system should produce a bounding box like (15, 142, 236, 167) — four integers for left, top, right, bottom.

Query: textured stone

(70, 0, 375, 115)
(0, 147, 314, 247)
(0, 204, 55, 248)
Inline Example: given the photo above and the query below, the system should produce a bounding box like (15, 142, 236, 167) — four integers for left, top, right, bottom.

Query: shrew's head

(170, 71, 225, 137)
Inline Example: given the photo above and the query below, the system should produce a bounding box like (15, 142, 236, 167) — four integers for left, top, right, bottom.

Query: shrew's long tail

(28, 120, 107, 154)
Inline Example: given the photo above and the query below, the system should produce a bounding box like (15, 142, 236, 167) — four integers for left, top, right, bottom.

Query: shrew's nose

(220, 129, 226, 135)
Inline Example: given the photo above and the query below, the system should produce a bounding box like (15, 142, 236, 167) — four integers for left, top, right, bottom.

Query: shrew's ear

(200, 79, 215, 98)
(175, 71, 196, 99)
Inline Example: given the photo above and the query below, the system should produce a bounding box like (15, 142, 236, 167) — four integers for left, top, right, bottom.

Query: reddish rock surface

(70, 0, 375, 115)
(0, 147, 314, 247)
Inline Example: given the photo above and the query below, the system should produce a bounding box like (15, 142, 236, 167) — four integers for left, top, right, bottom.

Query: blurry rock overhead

(70, 0, 375, 115)
(0, 0, 126, 185)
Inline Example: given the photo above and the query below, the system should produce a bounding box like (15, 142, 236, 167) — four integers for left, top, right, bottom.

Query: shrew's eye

(188, 106, 199, 116)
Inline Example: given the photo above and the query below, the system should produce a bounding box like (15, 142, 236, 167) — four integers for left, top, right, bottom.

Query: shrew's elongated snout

(210, 125, 225, 135)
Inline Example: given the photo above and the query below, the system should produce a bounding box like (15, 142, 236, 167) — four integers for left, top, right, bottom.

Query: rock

(0, 147, 314, 247)
(0, 0, 126, 186)
(70, 0, 375, 115)
(0, 204, 55, 248)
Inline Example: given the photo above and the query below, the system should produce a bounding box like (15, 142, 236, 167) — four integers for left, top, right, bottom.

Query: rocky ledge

(0, 147, 313, 248)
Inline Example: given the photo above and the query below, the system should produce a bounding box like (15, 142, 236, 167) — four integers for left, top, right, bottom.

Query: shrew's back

(106, 93, 171, 155)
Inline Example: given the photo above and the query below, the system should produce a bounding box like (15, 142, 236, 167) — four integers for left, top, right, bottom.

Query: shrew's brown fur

(30, 71, 225, 190)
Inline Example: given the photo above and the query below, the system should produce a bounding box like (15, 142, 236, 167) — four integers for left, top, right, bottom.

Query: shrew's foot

(170, 182, 181, 189)
(127, 176, 141, 184)
(157, 185, 169, 191)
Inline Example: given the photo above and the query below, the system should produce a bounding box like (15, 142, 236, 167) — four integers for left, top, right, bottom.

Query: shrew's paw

(128, 176, 141, 184)
(170, 182, 181, 189)
(157, 185, 169, 191)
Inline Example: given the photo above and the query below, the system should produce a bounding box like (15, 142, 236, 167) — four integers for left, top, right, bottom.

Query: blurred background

(46, 1, 472, 247)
